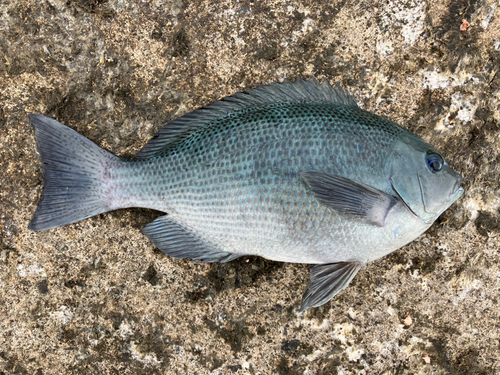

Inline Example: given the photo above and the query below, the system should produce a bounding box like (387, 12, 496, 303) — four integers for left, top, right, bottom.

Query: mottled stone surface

(1, 0, 500, 373)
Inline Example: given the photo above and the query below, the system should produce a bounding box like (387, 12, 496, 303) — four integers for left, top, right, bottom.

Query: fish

(28, 77, 464, 311)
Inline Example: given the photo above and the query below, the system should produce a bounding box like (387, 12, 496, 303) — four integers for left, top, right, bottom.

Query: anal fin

(142, 216, 240, 263)
(300, 261, 363, 312)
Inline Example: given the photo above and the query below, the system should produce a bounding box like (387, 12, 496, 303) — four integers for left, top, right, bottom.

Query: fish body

(29, 78, 463, 310)
(107, 102, 427, 264)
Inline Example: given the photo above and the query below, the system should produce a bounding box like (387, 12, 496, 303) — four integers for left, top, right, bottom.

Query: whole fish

(28, 78, 463, 311)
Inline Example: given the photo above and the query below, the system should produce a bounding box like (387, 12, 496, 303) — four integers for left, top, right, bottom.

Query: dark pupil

(427, 156, 443, 172)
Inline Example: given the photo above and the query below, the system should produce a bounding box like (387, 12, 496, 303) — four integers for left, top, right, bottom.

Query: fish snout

(450, 174, 464, 197)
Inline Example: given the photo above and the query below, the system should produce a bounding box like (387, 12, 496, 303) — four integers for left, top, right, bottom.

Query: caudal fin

(28, 114, 121, 231)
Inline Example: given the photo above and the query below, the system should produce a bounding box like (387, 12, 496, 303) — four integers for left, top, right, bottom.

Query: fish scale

(28, 77, 463, 311)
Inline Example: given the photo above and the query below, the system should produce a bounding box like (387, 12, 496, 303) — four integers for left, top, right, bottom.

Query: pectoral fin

(300, 261, 363, 312)
(302, 171, 398, 227)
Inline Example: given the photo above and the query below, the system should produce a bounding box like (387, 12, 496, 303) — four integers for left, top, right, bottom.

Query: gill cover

(389, 136, 463, 224)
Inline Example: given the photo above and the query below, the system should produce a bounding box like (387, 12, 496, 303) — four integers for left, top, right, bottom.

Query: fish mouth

(450, 185, 464, 203)
(450, 176, 464, 198)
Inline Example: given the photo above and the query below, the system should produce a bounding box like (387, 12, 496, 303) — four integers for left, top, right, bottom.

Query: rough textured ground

(1, 0, 500, 374)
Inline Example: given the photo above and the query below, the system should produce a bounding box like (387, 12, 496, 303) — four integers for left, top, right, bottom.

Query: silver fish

(28, 78, 463, 311)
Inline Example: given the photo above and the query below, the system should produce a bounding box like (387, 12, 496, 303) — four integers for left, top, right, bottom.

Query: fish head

(388, 133, 463, 224)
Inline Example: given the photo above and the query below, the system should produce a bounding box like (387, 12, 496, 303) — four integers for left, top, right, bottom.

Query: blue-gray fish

(28, 78, 463, 311)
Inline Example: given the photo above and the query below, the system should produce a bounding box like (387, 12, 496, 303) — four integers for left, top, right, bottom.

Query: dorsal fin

(135, 77, 357, 159)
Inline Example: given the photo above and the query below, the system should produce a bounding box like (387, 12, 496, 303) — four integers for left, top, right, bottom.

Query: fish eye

(426, 153, 444, 173)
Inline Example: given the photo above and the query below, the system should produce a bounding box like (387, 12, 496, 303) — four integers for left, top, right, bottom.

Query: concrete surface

(1, 0, 500, 373)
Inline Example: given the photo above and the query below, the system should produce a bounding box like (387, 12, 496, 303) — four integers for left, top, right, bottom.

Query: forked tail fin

(28, 114, 122, 231)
